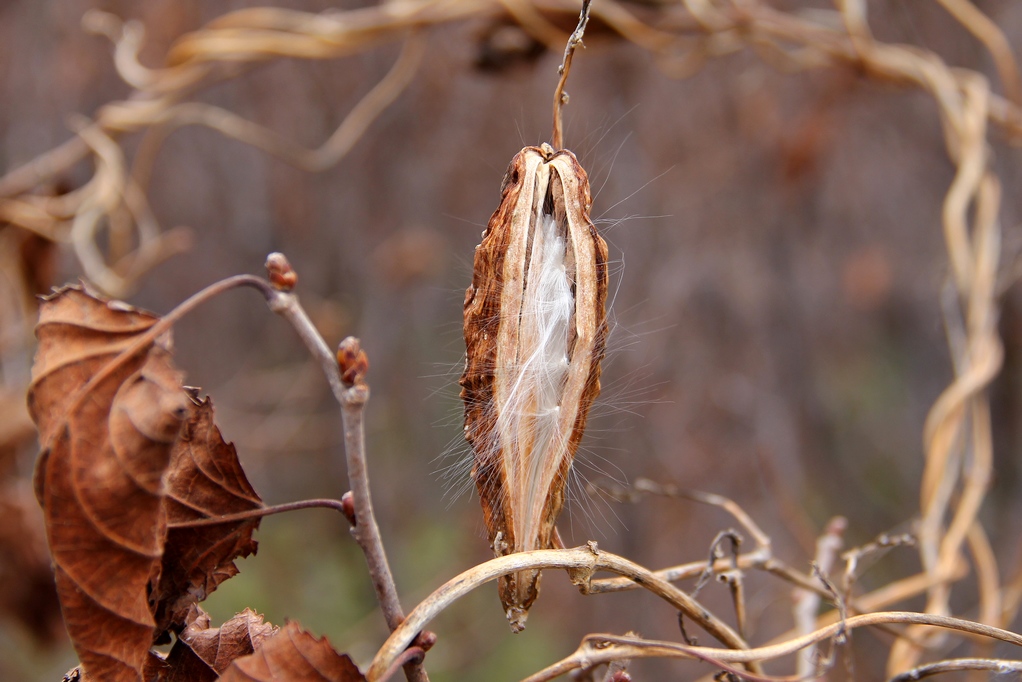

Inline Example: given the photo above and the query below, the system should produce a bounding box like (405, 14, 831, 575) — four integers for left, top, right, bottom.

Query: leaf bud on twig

(265, 252, 298, 291)
(340, 491, 357, 527)
(337, 336, 370, 387)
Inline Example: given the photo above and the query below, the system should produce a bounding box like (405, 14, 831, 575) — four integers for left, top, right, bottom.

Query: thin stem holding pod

(551, 0, 592, 150)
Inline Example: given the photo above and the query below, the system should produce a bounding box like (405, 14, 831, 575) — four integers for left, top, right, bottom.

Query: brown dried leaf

(154, 395, 263, 635)
(28, 285, 189, 681)
(29, 285, 167, 444)
(158, 606, 277, 681)
(218, 621, 366, 682)
(28, 285, 267, 679)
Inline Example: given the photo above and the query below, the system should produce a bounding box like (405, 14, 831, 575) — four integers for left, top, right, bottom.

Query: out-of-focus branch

(2, 0, 1022, 305)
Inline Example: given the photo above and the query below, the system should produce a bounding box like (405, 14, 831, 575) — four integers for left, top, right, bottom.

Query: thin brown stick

(339, 381, 406, 630)
(167, 498, 348, 528)
(551, 0, 592, 150)
(378, 647, 427, 682)
(257, 256, 427, 682)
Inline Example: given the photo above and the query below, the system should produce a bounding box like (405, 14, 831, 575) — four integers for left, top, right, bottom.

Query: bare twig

(257, 256, 427, 682)
(692, 531, 742, 600)
(337, 351, 407, 631)
(167, 498, 348, 528)
(551, 0, 592, 150)
(842, 530, 916, 585)
(687, 530, 747, 642)
(377, 647, 427, 682)
(598, 479, 772, 549)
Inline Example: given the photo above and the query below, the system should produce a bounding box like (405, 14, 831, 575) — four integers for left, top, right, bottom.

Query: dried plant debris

(218, 621, 366, 682)
(159, 606, 278, 681)
(155, 394, 263, 636)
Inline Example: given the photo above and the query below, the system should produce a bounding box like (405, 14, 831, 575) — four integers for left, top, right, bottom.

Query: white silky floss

(497, 211, 574, 553)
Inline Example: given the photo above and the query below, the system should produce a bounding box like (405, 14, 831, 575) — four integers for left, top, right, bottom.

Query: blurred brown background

(2, 0, 1022, 679)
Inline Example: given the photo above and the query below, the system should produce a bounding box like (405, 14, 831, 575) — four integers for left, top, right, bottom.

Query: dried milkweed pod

(459, 142, 608, 630)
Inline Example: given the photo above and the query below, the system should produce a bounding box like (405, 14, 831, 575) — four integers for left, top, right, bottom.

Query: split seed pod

(460, 142, 608, 631)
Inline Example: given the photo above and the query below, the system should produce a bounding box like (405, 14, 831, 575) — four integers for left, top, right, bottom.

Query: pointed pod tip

(506, 606, 528, 633)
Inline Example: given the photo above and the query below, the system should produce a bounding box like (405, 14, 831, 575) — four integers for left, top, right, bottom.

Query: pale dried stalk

(793, 517, 846, 679)
(521, 616, 1022, 682)
(890, 658, 1022, 682)
(365, 544, 759, 680)
(965, 522, 1001, 666)
(934, 0, 1022, 106)
(689, 566, 977, 682)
